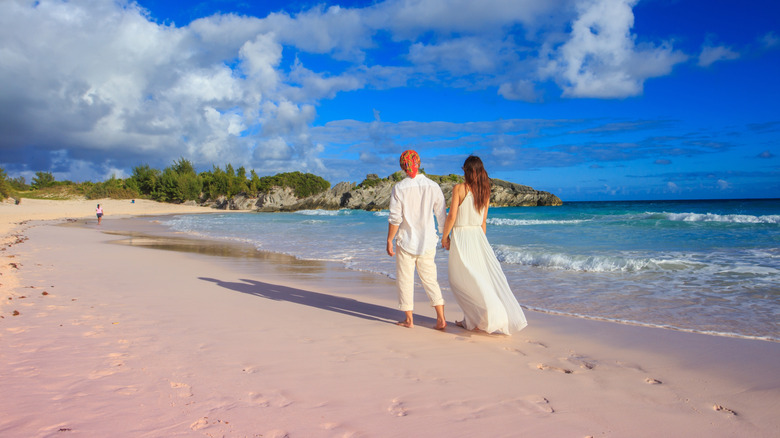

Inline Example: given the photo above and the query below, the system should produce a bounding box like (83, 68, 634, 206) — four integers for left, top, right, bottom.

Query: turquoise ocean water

(163, 199, 780, 341)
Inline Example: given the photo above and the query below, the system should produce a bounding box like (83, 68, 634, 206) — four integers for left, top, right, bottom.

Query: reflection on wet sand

(104, 230, 329, 276)
(65, 215, 394, 296)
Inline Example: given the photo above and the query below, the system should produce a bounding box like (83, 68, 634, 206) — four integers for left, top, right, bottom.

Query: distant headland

(204, 172, 563, 212)
(1, 160, 562, 211)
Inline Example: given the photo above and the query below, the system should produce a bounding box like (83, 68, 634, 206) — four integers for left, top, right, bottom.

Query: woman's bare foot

(397, 311, 414, 328)
(455, 320, 465, 328)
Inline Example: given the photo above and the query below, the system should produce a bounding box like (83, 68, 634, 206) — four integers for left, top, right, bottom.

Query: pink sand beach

(1, 199, 778, 437)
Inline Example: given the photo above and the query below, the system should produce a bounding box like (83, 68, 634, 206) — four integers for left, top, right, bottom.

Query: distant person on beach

(386, 150, 448, 330)
(96, 204, 103, 225)
(441, 155, 527, 335)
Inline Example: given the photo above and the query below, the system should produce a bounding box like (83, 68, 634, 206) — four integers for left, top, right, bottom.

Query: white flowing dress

(449, 192, 528, 335)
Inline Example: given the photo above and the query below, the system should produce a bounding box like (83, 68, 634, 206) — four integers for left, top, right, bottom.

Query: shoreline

(106, 216, 780, 344)
(1, 200, 779, 436)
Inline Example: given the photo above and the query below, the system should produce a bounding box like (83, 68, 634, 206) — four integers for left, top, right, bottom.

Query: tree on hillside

(32, 171, 55, 189)
(249, 170, 261, 193)
(127, 164, 160, 196)
(200, 165, 232, 199)
(154, 158, 201, 203)
(172, 157, 196, 176)
(0, 168, 11, 199)
(235, 166, 249, 195)
(9, 175, 30, 191)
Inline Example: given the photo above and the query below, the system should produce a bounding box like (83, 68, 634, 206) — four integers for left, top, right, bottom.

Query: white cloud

(717, 179, 731, 190)
(372, 0, 565, 39)
(0, 0, 331, 179)
(408, 37, 502, 75)
(0, 0, 694, 183)
(286, 60, 364, 100)
(238, 33, 283, 91)
(261, 5, 372, 61)
(498, 80, 539, 102)
(698, 44, 740, 67)
(759, 32, 779, 49)
(545, 0, 687, 98)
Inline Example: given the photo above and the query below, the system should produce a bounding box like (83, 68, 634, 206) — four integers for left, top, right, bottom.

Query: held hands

(442, 235, 451, 251)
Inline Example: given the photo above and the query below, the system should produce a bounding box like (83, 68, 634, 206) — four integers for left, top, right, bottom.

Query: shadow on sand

(199, 277, 440, 328)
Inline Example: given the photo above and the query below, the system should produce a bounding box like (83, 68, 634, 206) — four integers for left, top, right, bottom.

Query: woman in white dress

(441, 156, 528, 335)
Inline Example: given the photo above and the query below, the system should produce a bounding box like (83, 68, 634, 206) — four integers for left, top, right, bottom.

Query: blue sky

(1, 0, 778, 201)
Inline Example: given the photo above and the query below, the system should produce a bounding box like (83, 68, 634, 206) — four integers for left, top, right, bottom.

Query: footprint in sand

(248, 391, 293, 408)
(526, 340, 548, 348)
(107, 352, 127, 365)
(248, 392, 271, 407)
(89, 367, 120, 379)
(112, 385, 140, 395)
(264, 430, 291, 438)
(536, 363, 573, 374)
(170, 381, 193, 398)
(443, 396, 555, 417)
(713, 404, 737, 416)
(566, 354, 595, 370)
(523, 395, 555, 414)
(503, 347, 527, 356)
(616, 361, 646, 373)
(645, 377, 663, 385)
(190, 417, 209, 430)
(388, 399, 408, 417)
(320, 422, 360, 436)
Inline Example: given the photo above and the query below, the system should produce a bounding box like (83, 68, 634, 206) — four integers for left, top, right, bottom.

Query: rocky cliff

(209, 175, 562, 211)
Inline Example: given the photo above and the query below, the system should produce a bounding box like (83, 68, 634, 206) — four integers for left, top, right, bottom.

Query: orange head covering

(399, 150, 420, 178)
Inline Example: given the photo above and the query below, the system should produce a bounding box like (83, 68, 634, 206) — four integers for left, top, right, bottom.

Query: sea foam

(661, 212, 780, 224)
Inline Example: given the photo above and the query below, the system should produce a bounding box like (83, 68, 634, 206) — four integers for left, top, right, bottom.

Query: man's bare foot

(396, 320, 414, 328)
(434, 320, 447, 330)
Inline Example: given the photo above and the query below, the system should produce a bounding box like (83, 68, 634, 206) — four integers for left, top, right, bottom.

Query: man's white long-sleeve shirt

(388, 174, 446, 256)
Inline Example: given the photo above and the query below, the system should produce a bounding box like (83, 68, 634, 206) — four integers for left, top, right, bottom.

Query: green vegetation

(357, 171, 407, 189)
(31, 171, 56, 189)
(425, 173, 463, 184)
(2, 159, 469, 206)
(255, 171, 330, 198)
(358, 170, 462, 189)
(0, 168, 11, 199)
(0, 161, 332, 204)
(83, 177, 139, 200)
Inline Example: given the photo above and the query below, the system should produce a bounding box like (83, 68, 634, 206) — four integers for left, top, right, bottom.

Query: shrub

(128, 164, 160, 196)
(357, 174, 382, 189)
(31, 171, 56, 189)
(84, 176, 139, 200)
(256, 171, 330, 198)
(154, 159, 202, 202)
(0, 168, 11, 199)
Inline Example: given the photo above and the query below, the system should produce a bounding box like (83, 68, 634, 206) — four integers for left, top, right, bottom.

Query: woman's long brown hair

(463, 155, 491, 212)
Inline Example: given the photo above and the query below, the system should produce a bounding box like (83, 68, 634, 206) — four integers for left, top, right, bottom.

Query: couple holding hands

(386, 150, 527, 335)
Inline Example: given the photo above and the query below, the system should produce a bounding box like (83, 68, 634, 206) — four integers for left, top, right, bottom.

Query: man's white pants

(396, 246, 445, 311)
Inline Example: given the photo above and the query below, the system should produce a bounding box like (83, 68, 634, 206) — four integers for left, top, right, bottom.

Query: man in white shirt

(386, 150, 447, 329)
